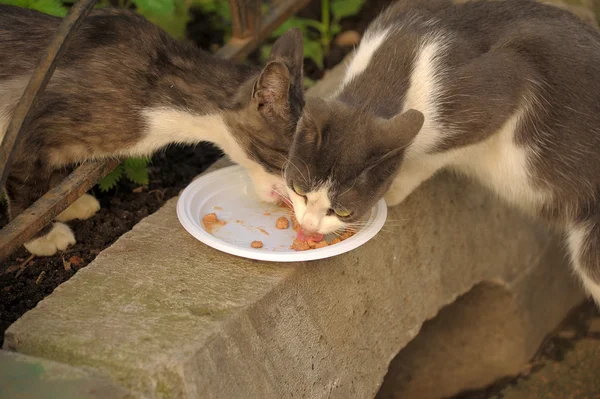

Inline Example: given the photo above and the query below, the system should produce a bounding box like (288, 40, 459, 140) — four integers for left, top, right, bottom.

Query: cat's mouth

(296, 229, 324, 243)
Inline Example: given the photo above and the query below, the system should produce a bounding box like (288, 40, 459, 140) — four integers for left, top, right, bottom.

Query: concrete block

(3, 160, 584, 398)
(0, 350, 128, 399)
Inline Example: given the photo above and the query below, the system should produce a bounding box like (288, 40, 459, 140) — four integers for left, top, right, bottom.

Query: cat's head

(225, 28, 305, 203)
(285, 98, 424, 234)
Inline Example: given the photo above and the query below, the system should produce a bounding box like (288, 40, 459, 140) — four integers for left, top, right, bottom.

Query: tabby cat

(0, 5, 305, 256)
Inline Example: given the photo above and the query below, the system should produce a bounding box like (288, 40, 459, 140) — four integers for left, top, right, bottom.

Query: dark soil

(0, 0, 394, 347)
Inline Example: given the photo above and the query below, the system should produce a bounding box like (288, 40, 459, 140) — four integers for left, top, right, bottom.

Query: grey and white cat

(282, 0, 600, 304)
(0, 6, 305, 256)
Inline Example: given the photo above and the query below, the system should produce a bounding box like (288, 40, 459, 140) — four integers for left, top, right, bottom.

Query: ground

(454, 299, 600, 399)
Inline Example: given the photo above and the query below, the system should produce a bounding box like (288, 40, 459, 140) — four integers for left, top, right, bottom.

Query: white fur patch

(288, 184, 345, 234)
(55, 193, 101, 222)
(566, 223, 600, 305)
(452, 109, 551, 213)
(333, 28, 391, 97)
(138, 108, 232, 157)
(24, 222, 76, 256)
(141, 107, 283, 203)
(402, 39, 449, 155)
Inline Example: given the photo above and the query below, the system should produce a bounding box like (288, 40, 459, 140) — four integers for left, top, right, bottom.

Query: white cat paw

(24, 223, 76, 256)
(55, 193, 100, 222)
(384, 190, 406, 207)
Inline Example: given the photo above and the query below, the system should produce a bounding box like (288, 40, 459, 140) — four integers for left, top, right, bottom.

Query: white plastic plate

(176, 165, 387, 262)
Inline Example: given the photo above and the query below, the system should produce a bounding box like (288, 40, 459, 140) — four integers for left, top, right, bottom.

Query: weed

(261, 0, 365, 73)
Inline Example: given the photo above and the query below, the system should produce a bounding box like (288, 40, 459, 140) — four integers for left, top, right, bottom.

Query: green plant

(134, 0, 192, 40)
(261, 0, 365, 71)
(0, 0, 68, 16)
(99, 157, 150, 191)
(61, 0, 193, 39)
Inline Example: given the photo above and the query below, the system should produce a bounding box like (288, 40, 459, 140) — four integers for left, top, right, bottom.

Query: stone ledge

(3, 51, 586, 399)
(0, 350, 128, 399)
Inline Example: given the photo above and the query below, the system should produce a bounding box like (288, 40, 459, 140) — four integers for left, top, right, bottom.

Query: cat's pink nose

(301, 225, 317, 234)
(301, 212, 321, 234)
(301, 220, 319, 233)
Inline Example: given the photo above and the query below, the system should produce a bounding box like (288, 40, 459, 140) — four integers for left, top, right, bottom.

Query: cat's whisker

(297, 158, 312, 185)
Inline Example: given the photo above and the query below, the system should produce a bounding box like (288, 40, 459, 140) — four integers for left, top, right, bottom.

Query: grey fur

(284, 0, 600, 296)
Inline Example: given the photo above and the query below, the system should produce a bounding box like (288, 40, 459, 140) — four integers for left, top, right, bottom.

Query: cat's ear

(252, 61, 291, 116)
(267, 28, 304, 93)
(296, 97, 330, 148)
(379, 109, 425, 147)
(363, 109, 425, 177)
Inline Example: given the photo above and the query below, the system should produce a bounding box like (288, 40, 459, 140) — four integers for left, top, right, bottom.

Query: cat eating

(284, 0, 600, 304)
(0, 6, 305, 256)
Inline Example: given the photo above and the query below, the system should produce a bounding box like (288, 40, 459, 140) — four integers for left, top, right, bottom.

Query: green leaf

(304, 77, 316, 90)
(124, 157, 150, 186)
(140, 9, 190, 39)
(271, 17, 313, 38)
(330, 0, 365, 21)
(136, 0, 190, 39)
(132, 0, 175, 16)
(124, 156, 150, 168)
(260, 44, 273, 63)
(330, 22, 342, 36)
(1, 0, 68, 16)
(99, 164, 124, 192)
(303, 38, 324, 69)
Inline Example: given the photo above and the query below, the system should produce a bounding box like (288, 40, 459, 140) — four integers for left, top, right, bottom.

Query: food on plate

(274, 200, 357, 251)
(290, 227, 356, 251)
(202, 205, 357, 252)
(291, 239, 311, 251)
(202, 212, 226, 232)
(314, 241, 329, 249)
(202, 212, 218, 224)
(276, 216, 289, 229)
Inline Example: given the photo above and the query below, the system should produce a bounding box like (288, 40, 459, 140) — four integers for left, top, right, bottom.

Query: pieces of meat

(202, 212, 226, 233)
(276, 217, 289, 229)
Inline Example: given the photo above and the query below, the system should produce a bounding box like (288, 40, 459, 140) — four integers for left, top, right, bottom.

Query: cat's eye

(333, 208, 352, 218)
(292, 183, 306, 196)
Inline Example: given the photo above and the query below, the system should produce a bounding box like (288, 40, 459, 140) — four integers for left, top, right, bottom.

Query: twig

(62, 256, 72, 271)
(35, 270, 46, 284)
(15, 254, 35, 278)
(148, 189, 165, 201)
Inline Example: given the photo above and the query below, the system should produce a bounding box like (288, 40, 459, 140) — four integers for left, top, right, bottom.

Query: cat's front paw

(24, 222, 76, 256)
(55, 193, 100, 222)
(384, 189, 407, 207)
